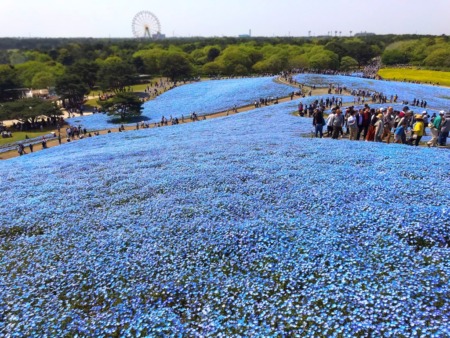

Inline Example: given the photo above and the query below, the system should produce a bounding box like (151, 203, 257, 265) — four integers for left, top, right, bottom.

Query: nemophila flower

(66, 77, 295, 131)
(294, 74, 450, 111)
(1, 82, 450, 336)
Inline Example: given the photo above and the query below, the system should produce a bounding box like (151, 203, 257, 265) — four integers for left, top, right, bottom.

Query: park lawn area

(378, 68, 450, 87)
(86, 83, 153, 107)
(0, 130, 54, 146)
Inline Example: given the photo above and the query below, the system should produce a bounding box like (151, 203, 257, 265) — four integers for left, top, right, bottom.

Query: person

(439, 112, 450, 146)
(330, 109, 344, 139)
(347, 111, 358, 140)
(410, 114, 425, 146)
(394, 121, 406, 143)
(374, 113, 384, 142)
(312, 109, 325, 138)
(365, 109, 377, 142)
(427, 111, 443, 147)
(356, 109, 365, 140)
(362, 107, 371, 138)
(17, 143, 26, 156)
(28, 143, 33, 153)
(381, 107, 394, 144)
(325, 108, 336, 137)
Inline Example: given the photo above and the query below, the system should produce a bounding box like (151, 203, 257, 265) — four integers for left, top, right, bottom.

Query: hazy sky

(1, 0, 449, 38)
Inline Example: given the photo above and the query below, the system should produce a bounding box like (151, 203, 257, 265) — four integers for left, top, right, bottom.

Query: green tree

(202, 61, 224, 76)
(97, 57, 137, 92)
(15, 61, 65, 88)
(0, 65, 22, 102)
(423, 48, 450, 68)
(67, 60, 99, 89)
(99, 92, 143, 122)
(133, 48, 167, 74)
(381, 49, 409, 65)
(308, 50, 339, 70)
(2, 97, 61, 124)
(207, 47, 221, 62)
(340, 56, 359, 71)
(160, 52, 193, 81)
(31, 72, 55, 89)
(55, 74, 90, 108)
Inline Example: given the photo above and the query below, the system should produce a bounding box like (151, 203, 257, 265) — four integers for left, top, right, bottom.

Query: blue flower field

(1, 79, 450, 336)
(294, 74, 450, 110)
(67, 77, 295, 131)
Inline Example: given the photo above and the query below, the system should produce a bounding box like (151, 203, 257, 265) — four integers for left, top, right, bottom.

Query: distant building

(239, 29, 252, 38)
(152, 32, 166, 40)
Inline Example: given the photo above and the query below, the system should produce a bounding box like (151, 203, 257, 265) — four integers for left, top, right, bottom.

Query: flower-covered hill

(1, 100, 450, 336)
(294, 74, 450, 110)
(67, 76, 295, 131)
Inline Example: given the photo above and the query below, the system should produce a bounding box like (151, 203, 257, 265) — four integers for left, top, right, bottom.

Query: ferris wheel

(132, 11, 161, 39)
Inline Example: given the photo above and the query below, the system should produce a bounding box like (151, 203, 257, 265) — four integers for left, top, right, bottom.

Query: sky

(1, 0, 449, 38)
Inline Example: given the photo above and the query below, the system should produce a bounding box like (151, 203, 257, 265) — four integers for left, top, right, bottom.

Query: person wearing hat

(409, 114, 425, 146)
(374, 113, 384, 142)
(427, 111, 444, 147)
(439, 111, 450, 146)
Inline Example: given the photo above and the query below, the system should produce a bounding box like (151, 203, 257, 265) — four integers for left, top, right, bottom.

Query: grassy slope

(0, 130, 55, 146)
(378, 68, 450, 87)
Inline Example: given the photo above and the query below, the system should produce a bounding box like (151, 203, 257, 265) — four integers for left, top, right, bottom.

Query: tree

(423, 48, 450, 68)
(99, 92, 143, 122)
(97, 57, 137, 92)
(133, 48, 167, 74)
(15, 61, 65, 88)
(1, 97, 61, 124)
(340, 56, 359, 71)
(0, 65, 22, 102)
(55, 74, 89, 108)
(381, 49, 409, 65)
(308, 50, 339, 70)
(202, 61, 224, 76)
(67, 60, 99, 89)
(31, 72, 55, 89)
(207, 47, 221, 62)
(160, 52, 193, 81)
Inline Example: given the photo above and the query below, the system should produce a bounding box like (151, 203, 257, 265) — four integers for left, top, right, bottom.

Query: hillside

(1, 94, 450, 336)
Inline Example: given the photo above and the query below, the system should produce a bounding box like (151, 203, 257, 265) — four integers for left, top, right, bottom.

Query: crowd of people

(312, 105, 450, 147)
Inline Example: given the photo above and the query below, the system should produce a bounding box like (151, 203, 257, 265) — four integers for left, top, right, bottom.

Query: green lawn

(86, 83, 153, 108)
(378, 68, 450, 87)
(0, 130, 54, 146)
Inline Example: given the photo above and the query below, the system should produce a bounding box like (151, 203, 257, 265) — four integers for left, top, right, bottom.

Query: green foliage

(132, 48, 167, 74)
(99, 92, 143, 122)
(340, 56, 359, 71)
(55, 74, 90, 108)
(15, 61, 65, 88)
(160, 52, 194, 81)
(308, 49, 339, 70)
(0, 64, 22, 101)
(96, 57, 137, 92)
(382, 49, 409, 65)
(1, 97, 61, 123)
(383, 37, 450, 69)
(67, 60, 99, 89)
(424, 48, 450, 68)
